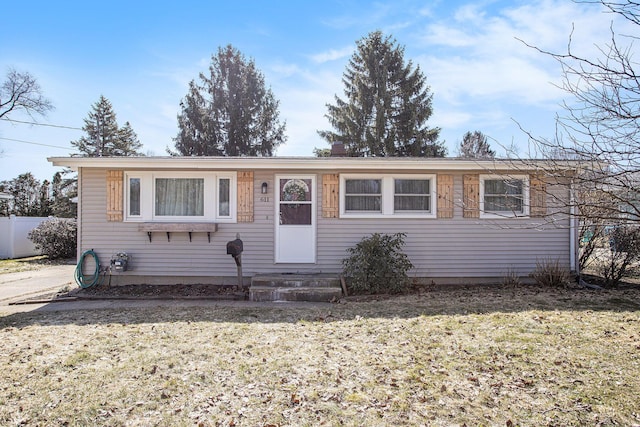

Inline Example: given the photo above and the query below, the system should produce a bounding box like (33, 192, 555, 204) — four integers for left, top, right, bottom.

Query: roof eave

(47, 156, 582, 172)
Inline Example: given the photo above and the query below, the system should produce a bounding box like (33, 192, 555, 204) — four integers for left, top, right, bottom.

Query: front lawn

(0, 256, 75, 275)
(1, 286, 639, 426)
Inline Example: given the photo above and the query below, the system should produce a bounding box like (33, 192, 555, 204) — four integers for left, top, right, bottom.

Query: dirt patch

(69, 283, 247, 300)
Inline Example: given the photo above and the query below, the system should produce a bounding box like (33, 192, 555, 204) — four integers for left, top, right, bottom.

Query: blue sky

(0, 0, 628, 181)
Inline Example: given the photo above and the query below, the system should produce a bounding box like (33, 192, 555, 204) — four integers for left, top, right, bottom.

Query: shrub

(342, 232, 413, 294)
(530, 258, 571, 288)
(599, 226, 640, 288)
(501, 267, 522, 287)
(28, 217, 77, 259)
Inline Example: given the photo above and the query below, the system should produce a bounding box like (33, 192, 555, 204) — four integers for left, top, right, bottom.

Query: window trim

(340, 174, 437, 218)
(125, 175, 143, 219)
(216, 176, 233, 220)
(480, 174, 529, 218)
(124, 171, 237, 223)
(343, 177, 383, 215)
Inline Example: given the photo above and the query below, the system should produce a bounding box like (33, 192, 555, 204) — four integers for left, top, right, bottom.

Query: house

(48, 155, 580, 288)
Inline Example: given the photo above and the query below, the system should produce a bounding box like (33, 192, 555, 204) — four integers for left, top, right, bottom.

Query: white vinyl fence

(0, 216, 50, 259)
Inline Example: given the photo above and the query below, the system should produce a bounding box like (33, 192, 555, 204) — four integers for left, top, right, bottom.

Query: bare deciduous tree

(0, 68, 54, 120)
(516, 1, 640, 282)
(521, 1, 640, 223)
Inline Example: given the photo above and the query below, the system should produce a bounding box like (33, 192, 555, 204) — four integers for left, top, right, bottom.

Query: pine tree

(171, 45, 286, 156)
(37, 180, 52, 216)
(173, 81, 220, 156)
(51, 171, 77, 218)
(319, 31, 444, 157)
(7, 173, 46, 216)
(114, 121, 142, 156)
(71, 96, 143, 157)
(458, 131, 496, 159)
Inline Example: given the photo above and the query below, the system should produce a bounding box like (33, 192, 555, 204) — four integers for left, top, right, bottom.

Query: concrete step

(251, 274, 341, 289)
(249, 286, 342, 302)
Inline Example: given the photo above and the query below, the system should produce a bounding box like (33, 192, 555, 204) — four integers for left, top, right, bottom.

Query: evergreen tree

(0, 182, 10, 216)
(313, 147, 331, 157)
(51, 171, 77, 218)
(173, 81, 216, 155)
(71, 96, 143, 157)
(114, 121, 142, 156)
(6, 173, 49, 216)
(458, 131, 496, 159)
(37, 180, 52, 216)
(319, 31, 444, 157)
(171, 45, 286, 156)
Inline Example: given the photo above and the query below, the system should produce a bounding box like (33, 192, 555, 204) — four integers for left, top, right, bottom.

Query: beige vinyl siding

(80, 169, 270, 278)
(317, 173, 571, 279)
(78, 168, 571, 283)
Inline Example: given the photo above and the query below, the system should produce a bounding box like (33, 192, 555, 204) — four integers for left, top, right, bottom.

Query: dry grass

(0, 256, 75, 275)
(1, 286, 640, 426)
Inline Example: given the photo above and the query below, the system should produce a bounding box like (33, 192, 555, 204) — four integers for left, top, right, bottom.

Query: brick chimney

(330, 142, 347, 157)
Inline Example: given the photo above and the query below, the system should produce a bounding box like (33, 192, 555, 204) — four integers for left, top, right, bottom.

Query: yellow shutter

(530, 174, 547, 218)
(237, 171, 254, 223)
(322, 174, 340, 218)
(437, 174, 454, 219)
(463, 174, 480, 218)
(106, 170, 123, 222)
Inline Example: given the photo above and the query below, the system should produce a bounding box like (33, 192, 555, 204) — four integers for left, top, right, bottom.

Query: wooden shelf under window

(138, 223, 218, 242)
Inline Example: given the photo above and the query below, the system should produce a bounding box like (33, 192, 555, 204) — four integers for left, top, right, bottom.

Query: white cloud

(430, 108, 472, 130)
(421, 54, 563, 107)
(269, 63, 302, 78)
(309, 46, 354, 64)
(272, 67, 344, 155)
(321, 2, 395, 29)
(453, 3, 487, 23)
(412, 0, 626, 111)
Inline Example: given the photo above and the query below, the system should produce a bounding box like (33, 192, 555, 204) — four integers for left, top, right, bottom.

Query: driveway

(0, 264, 76, 304)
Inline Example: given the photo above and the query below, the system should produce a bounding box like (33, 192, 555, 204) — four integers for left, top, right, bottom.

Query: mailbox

(226, 234, 244, 288)
(226, 239, 243, 257)
(226, 236, 243, 267)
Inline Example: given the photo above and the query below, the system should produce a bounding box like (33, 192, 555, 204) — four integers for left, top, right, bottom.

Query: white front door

(275, 175, 316, 263)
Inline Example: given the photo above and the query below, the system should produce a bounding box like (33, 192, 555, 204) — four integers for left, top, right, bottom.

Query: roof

(48, 156, 584, 172)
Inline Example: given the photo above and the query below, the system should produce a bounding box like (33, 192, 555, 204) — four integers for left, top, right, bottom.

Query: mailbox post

(226, 233, 243, 288)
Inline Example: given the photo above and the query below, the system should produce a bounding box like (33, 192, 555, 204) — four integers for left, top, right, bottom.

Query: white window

(217, 177, 231, 218)
(127, 176, 141, 217)
(480, 175, 529, 218)
(394, 178, 431, 212)
(344, 178, 382, 213)
(340, 174, 436, 218)
(155, 177, 204, 217)
(124, 172, 237, 222)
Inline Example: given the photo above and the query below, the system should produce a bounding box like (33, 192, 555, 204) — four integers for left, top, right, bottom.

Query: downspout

(76, 168, 83, 261)
(569, 177, 578, 275)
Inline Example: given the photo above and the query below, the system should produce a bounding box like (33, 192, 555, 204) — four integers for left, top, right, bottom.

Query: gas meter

(110, 252, 130, 272)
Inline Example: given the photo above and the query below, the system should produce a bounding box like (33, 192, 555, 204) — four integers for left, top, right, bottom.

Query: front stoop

(250, 274, 343, 302)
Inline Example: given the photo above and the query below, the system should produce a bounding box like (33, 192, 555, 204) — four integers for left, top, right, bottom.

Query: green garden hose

(75, 249, 103, 288)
